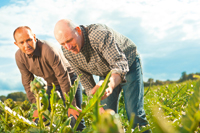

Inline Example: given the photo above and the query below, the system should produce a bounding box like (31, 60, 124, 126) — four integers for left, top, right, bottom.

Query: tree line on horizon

(0, 92, 28, 103)
(144, 71, 200, 87)
(1, 72, 200, 102)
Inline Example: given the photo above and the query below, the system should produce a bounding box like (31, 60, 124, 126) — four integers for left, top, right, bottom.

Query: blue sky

(0, 0, 199, 96)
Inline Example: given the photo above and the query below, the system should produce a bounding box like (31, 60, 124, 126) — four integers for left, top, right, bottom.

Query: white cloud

(0, 0, 199, 95)
(0, 67, 21, 87)
(0, 44, 18, 58)
(121, 0, 200, 40)
(0, 0, 199, 41)
(0, 63, 15, 68)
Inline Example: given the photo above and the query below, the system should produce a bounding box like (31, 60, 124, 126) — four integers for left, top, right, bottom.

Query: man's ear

(75, 26, 82, 35)
(14, 41, 18, 47)
(33, 34, 36, 42)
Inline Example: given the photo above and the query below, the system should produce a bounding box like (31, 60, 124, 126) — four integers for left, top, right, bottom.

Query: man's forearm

(109, 73, 122, 90)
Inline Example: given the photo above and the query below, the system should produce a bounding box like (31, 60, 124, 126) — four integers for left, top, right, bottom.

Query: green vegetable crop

(0, 73, 199, 133)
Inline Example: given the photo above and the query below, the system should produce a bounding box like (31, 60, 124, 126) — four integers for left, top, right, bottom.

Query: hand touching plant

(91, 73, 122, 100)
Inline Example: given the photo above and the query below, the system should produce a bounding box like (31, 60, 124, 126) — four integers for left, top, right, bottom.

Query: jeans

(100, 55, 150, 133)
(47, 74, 85, 131)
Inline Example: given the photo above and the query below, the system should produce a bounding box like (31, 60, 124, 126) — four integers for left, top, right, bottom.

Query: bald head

(13, 26, 33, 41)
(54, 19, 84, 54)
(54, 19, 77, 40)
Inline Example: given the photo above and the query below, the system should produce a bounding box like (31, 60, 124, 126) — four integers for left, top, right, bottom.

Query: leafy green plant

(30, 78, 49, 131)
(180, 80, 200, 132)
(149, 80, 200, 133)
(0, 99, 37, 132)
(27, 76, 80, 133)
(73, 71, 112, 131)
(1, 73, 200, 133)
(0, 71, 115, 132)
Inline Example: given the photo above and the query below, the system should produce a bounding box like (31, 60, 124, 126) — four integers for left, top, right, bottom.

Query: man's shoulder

(37, 39, 52, 49)
(15, 48, 21, 55)
(86, 24, 110, 41)
(15, 49, 24, 59)
(86, 24, 113, 48)
(87, 24, 108, 34)
(38, 39, 60, 53)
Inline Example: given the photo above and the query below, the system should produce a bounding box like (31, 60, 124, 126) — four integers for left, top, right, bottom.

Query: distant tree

(187, 74, 194, 80)
(181, 71, 187, 81)
(155, 80, 163, 85)
(178, 72, 199, 82)
(147, 78, 154, 84)
(7, 92, 28, 102)
(195, 72, 200, 75)
(0, 95, 6, 102)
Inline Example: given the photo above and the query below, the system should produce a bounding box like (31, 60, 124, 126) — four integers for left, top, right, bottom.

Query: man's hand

(90, 80, 111, 100)
(32, 110, 45, 122)
(101, 85, 113, 100)
(91, 80, 104, 95)
(90, 81, 114, 101)
(68, 106, 82, 120)
(102, 73, 121, 100)
(32, 110, 39, 122)
(91, 73, 122, 100)
(99, 107, 105, 114)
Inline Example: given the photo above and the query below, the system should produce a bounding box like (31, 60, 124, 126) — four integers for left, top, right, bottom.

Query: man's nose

(24, 42, 30, 49)
(65, 43, 73, 50)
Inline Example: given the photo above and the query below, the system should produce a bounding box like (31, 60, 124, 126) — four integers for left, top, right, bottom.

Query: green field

(0, 75, 199, 133)
(116, 79, 200, 133)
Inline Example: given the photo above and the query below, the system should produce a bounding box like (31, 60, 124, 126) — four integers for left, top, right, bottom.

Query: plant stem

(53, 106, 69, 132)
(36, 93, 44, 131)
(50, 105, 55, 133)
(5, 112, 7, 132)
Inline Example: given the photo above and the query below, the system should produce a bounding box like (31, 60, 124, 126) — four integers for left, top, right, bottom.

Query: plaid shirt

(62, 24, 137, 95)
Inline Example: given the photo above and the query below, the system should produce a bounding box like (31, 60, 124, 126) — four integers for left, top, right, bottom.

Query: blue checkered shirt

(62, 24, 137, 95)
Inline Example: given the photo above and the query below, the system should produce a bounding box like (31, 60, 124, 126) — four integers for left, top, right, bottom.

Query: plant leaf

(73, 71, 111, 131)
(181, 80, 200, 132)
